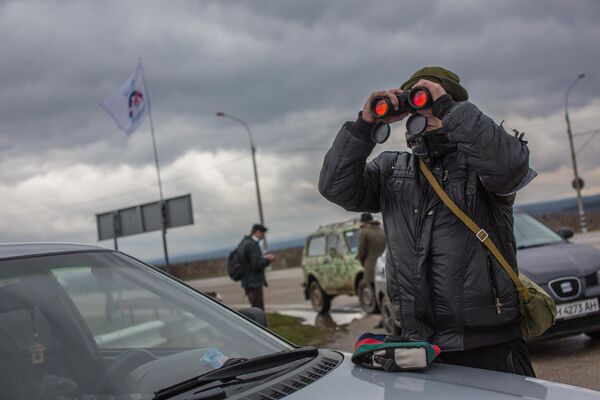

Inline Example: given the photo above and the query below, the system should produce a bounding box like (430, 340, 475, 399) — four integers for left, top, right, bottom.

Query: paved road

(189, 267, 365, 325)
(189, 231, 600, 390)
(189, 267, 309, 310)
(572, 230, 600, 246)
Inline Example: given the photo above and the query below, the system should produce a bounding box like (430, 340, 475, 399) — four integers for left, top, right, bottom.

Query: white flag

(100, 62, 149, 134)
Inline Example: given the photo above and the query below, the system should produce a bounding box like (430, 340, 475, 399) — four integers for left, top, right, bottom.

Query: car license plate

(556, 298, 600, 320)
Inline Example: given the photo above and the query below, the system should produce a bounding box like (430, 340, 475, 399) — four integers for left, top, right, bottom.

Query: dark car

(1, 242, 599, 399)
(375, 212, 600, 340)
(515, 213, 600, 340)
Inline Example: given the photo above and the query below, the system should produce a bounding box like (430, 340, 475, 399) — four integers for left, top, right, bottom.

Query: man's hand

(361, 88, 408, 124)
(265, 253, 277, 262)
(413, 79, 446, 102)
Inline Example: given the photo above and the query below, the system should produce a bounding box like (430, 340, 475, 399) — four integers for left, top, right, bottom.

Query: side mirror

(238, 307, 267, 328)
(557, 227, 574, 240)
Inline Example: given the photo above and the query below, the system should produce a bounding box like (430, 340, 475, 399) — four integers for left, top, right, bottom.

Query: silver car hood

(518, 243, 600, 284)
(287, 352, 600, 400)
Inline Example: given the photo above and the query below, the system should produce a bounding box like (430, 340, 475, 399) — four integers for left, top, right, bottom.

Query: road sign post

(96, 194, 194, 273)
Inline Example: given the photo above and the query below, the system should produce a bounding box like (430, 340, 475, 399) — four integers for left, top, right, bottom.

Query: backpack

(227, 247, 244, 281)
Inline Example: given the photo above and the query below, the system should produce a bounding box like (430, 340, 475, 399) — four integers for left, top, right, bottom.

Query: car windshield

(343, 229, 359, 253)
(0, 250, 291, 399)
(514, 213, 564, 249)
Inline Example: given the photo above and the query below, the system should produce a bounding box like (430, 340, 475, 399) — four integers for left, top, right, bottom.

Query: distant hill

(518, 194, 600, 215)
(149, 236, 306, 265)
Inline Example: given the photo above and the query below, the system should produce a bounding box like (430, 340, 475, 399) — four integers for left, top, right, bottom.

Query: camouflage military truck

(302, 219, 377, 313)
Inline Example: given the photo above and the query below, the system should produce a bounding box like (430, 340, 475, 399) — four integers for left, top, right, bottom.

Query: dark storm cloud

(3, 0, 598, 159)
(1, 0, 599, 255)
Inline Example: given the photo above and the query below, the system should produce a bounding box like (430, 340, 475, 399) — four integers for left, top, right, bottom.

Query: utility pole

(565, 73, 587, 233)
(216, 112, 268, 250)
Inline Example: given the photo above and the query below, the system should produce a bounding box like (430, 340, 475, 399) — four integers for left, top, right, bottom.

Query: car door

(305, 234, 341, 293)
(304, 235, 327, 287)
(326, 233, 353, 292)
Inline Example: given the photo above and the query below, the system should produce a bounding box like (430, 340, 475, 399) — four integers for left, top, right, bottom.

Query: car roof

(0, 242, 111, 261)
(312, 220, 360, 235)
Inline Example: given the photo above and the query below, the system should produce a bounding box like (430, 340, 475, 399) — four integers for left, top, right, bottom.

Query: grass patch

(266, 312, 331, 347)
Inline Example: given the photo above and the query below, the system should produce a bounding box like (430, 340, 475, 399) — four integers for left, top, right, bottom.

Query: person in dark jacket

(318, 66, 537, 376)
(237, 224, 276, 310)
(357, 212, 386, 287)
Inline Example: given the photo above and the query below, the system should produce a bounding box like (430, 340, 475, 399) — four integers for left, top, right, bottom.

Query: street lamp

(216, 112, 268, 248)
(565, 73, 587, 233)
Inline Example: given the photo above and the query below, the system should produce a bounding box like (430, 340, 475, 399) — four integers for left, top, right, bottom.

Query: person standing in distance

(318, 67, 537, 376)
(357, 212, 386, 307)
(237, 224, 276, 311)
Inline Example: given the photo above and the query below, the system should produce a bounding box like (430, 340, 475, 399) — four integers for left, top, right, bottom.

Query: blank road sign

(167, 195, 194, 228)
(142, 202, 162, 232)
(96, 212, 116, 241)
(95, 194, 194, 240)
(118, 207, 144, 236)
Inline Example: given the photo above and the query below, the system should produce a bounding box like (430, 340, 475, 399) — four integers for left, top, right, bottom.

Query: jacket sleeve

(443, 101, 532, 196)
(318, 121, 383, 212)
(247, 242, 270, 272)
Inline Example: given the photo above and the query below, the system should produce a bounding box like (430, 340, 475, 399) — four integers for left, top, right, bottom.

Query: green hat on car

(401, 66, 469, 101)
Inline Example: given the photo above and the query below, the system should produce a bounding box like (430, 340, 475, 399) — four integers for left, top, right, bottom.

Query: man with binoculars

(319, 66, 536, 375)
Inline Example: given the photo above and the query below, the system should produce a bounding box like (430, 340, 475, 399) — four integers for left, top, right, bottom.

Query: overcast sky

(1, 0, 599, 261)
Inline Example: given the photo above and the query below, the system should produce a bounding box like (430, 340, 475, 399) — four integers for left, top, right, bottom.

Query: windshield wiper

(153, 346, 318, 400)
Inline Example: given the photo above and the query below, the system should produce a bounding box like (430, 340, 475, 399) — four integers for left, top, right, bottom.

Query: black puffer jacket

(319, 101, 534, 351)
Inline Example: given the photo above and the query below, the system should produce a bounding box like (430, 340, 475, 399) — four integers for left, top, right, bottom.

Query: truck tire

(308, 281, 332, 314)
(358, 279, 379, 314)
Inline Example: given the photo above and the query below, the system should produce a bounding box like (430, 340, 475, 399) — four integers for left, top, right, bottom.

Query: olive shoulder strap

(418, 159, 530, 302)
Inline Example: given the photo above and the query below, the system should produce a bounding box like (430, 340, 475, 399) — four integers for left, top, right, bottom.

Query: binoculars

(370, 87, 432, 119)
(369, 87, 432, 143)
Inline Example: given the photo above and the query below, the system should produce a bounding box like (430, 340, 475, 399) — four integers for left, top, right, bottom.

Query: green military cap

(401, 66, 469, 101)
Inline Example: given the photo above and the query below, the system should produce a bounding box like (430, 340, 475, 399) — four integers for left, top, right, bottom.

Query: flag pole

(140, 58, 171, 273)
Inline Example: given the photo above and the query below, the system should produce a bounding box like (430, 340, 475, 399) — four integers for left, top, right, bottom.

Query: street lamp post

(565, 73, 587, 233)
(216, 112, 268, 249)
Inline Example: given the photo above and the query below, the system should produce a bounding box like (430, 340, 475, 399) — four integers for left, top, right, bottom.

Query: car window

(344, 229, 359, 253)
(514, 213, 564, 249)
(53, 265, 217, 349)
(326, 234, 345, 256)
(325, 234, 338, 255)
(0, 251, 292, 398)
(307, 236, 326, 256)
(0, 306, 59, 352)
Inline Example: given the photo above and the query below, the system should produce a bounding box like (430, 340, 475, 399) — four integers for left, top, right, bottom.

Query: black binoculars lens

(371, 122, 391, 144)
(406, 114, 427, 136)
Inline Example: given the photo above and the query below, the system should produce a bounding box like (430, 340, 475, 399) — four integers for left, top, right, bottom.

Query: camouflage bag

(518, 274, 557, 338)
